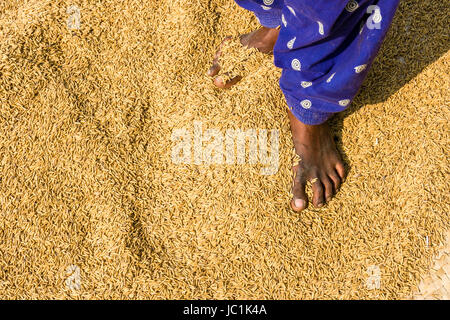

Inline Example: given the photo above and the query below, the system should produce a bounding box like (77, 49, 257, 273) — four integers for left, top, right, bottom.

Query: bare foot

(207, 26, 279, 88)
(289, 111, 346, 211)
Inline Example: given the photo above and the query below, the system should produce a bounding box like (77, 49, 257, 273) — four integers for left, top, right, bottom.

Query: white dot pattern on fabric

(287, 6, 296, 16)
(354, 64, 367, 73)
(263, 0, 274, 5)
(301, 100, 312, 109)
(317, 21, 324, 35)
(301, 81, 312, 88)
(261, 5, 271, 10)
(326, 72, 336, 83)
(339, 99, 350, 107)
(281, 14, 287, 27)
(287, 37, 296, 49)
(345, 1, 359, 12)
(291, 58, 301, 71)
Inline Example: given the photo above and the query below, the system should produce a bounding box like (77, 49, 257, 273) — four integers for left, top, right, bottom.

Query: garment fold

(235, 0, 400, 124)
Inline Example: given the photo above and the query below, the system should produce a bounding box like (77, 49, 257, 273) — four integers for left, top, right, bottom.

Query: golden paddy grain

(0, 0, 448, 299)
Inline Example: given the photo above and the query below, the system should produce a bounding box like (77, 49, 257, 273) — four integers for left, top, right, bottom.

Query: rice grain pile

(410, 231, 450, 300)
(0, 0, 449, 299)
(217, 35, 268, 82)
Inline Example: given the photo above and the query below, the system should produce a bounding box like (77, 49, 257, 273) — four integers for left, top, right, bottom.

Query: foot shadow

(330, 0, 449, 174)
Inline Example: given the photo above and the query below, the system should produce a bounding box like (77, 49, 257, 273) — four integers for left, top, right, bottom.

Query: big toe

(291, 198, 307, 211)
(291, 169, 308, 211)
(213, 75, 242, 89)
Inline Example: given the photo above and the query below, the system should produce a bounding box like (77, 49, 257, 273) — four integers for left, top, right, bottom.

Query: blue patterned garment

(235, 0, 400, 125)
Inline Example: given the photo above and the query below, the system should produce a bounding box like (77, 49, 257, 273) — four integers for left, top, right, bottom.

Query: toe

(207, 37, 232, 77)
(207, 63, 221, 77)
(322, 175, 334, 203)
(311, 177, 325, 207)
(328, 170, 341, 191)
(213, 75, 242, 89)
(336, 161, 346, 181)
(291, 197, 307, 212)
(291, 166, 308, 212)
(213, 76, 226, 88)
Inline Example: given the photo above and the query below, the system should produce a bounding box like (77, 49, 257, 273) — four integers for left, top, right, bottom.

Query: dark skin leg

(288, 111, 346, 210)
(208, 26, 346, 211)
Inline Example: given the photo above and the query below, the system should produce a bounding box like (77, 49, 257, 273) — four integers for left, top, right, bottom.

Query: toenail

(317, 202, 324, 207)
(294, 199, 305, 209)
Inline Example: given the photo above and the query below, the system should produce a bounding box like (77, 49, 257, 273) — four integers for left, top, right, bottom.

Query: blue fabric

(235, 0, 400, 124)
